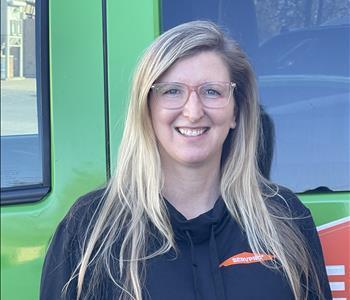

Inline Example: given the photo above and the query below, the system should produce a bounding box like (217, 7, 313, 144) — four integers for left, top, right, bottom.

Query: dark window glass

(1, 0, 50, 204)
(161, 0, 350, 192)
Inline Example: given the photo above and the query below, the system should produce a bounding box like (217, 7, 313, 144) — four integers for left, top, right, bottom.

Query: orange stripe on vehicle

(317, 218, 350, 299)
(219, 252, 274, 267)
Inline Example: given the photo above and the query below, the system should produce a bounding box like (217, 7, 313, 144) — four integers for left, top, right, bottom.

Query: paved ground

(1, 78, 38, 136)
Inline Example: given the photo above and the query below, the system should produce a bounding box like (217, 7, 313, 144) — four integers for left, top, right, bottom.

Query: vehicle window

(1, 0, 50, 203)
(161, 0, 350, 192)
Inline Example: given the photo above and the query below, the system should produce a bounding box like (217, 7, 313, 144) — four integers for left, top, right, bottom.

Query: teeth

(178, 128, 207, 137)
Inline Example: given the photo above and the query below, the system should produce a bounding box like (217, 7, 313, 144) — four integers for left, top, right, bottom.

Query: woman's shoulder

(265, 184, 311, 219)
(60, 187, 107, 238)
(69, 188, 107, 218)
(268, 185, 325, 241)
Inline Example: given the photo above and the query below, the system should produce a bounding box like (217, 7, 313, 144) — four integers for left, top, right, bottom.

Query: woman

(41, 21, 331, 300)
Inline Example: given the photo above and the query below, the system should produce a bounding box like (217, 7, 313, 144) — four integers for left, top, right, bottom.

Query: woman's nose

(182, 91, 204, 122)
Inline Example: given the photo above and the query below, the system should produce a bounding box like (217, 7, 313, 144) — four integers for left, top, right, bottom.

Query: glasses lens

(199, 82, 231, 108)
(153, 83, 187, 109)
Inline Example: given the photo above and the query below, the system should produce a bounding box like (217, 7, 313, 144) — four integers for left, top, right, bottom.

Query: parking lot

(1, 78, 38, 136)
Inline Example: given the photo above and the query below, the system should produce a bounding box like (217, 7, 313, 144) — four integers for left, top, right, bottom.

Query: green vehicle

(1, 0, 349, 299)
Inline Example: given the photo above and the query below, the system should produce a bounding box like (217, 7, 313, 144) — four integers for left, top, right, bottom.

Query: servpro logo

(219, 251, 274, 267)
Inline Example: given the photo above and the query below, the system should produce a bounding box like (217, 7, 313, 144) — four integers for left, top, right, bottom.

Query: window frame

(160, 0, 350, 193)
(1, 0, 51, 205)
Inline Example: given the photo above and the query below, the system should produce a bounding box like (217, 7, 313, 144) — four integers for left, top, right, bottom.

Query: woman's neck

(162, 162, 221, 220)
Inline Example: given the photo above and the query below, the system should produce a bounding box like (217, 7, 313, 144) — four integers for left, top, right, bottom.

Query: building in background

(1, 0, 35, 80)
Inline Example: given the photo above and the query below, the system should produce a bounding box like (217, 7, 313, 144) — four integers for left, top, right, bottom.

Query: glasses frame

(150, 81, 237, 109)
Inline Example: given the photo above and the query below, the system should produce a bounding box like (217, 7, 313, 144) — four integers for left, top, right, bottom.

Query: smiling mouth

(176, 127, 209, 137)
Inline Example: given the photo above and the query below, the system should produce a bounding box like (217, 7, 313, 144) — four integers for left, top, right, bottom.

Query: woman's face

(149, 51, 236, 169)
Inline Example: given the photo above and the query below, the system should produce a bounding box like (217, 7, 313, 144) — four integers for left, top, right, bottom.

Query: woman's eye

(204, 88, 221, 96)
(164, 88, 180, 95)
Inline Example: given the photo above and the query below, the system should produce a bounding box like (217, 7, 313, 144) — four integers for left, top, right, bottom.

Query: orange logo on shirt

(219, 251, 274, 267)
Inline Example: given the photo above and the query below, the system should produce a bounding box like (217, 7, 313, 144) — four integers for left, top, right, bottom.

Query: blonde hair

(67, 21, 323, 299)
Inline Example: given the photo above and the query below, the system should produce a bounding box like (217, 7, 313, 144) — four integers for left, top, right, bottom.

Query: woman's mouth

(175, 127, 209, 137)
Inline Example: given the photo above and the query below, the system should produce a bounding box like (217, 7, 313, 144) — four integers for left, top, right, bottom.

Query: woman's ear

(230, 118, 236, 129)
(230, 103, 237, 129)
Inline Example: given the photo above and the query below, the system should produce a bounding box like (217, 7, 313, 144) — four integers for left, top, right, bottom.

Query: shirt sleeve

(297, 208, 332, 300)
(277, 186, 332, 300)
(40, 216, 79, 300)
(40, 188, 105, 300)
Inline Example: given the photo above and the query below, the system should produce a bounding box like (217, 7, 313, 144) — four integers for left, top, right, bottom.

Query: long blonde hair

(68, 21, 323, 300)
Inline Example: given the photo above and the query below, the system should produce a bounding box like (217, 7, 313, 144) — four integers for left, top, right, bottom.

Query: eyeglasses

(150, 81, 236, 109)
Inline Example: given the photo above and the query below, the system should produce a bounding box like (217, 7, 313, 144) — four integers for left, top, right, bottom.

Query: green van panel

(106, 0, 160, 168)
(1, 0, 107, 299)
